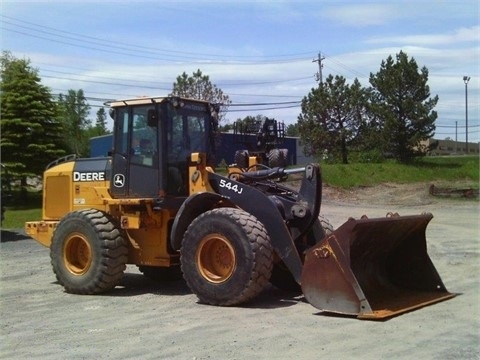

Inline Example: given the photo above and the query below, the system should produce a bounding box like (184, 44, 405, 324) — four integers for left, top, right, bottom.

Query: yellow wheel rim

(63, 232, 93, 275)
(196, 234, 236, 283)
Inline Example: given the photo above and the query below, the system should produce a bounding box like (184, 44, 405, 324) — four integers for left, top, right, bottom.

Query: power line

(2, 14, 313, 60)
(323, 53, 368, 79)
(37, 66, 314, 98)
(41, 74, 171, 90)
(436, 124, 479, 128)
(38, 65, 314, 88)
(1, 15, 313, 64)
(224, 101, 300, 107)
(227, 104, 300, 112)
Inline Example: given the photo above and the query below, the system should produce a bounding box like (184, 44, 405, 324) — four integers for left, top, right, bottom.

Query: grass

(2, 155, 478, 229)
(2, 190, 42, 230)
(2, 208, 42, 229)
(321, 156, 479, 188)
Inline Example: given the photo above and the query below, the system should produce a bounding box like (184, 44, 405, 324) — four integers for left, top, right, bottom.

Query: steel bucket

(301, 213, 455, 319)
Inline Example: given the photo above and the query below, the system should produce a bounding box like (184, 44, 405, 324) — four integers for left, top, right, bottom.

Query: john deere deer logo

(113, 174, 125, 187)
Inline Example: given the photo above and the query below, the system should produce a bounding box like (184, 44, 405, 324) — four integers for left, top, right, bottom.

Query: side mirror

(147, 109, 157, 127)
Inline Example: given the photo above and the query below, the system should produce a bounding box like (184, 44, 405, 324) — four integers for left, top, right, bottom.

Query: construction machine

(232, 117, 289, 169)
(25, 96, 454, 319)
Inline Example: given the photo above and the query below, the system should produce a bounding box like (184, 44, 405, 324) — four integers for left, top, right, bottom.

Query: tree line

(1, 49, 438, 184)
(1, 51, 110, 185)
(297, 51, 437, 164)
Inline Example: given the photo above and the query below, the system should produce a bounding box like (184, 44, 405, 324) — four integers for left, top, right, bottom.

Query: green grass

(2, 156, 478, 229)
(2, 190, 42, 230)
(321, 156, 479, 188)
(2, 208, 42, 229)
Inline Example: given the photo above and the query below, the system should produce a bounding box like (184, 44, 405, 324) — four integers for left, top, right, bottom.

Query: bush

(355, 149, 385, 163)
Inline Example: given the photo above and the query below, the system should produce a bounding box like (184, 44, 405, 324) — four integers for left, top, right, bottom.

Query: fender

(170, 192, 234, 251)
(208, 172, 304, 283)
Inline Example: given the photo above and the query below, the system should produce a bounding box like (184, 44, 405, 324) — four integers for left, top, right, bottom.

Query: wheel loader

(25, 96, 454, 319)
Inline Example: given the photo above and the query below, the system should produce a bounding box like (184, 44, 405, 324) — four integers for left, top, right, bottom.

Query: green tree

(170, 69, 231, 122)
(369, 51, 438, 162)
(94, 107, 109, 135)
(234, 115, 265, 133)
(217, 122, 233, 132)
(286, 123, 299, 137)
(297, 75, 368, 164)
(84, 107, 111, 142)
(57, 89, 91, 156)
(0, 51, 65, 183)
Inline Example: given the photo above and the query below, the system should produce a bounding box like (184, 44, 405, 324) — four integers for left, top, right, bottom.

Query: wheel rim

(63, 232, 93, 275)
(196, 233, 236, 283)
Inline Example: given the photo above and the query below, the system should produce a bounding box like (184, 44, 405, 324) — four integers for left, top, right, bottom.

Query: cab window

(130, 105, 157, 167)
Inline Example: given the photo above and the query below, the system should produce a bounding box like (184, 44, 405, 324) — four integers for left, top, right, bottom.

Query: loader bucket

(301, 213, 455, 319)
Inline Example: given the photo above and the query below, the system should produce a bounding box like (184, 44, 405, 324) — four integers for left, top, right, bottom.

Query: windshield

(165, 101, 213, 195)
(167, 103, 210, 161)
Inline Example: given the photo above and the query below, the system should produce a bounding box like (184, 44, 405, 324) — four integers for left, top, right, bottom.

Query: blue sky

(1, 0, 479, 142)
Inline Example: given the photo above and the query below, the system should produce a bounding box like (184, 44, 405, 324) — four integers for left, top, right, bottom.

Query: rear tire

(267, 148, 288, 168)
(50, 209, 128, 294)
(180, 208, 273, 306)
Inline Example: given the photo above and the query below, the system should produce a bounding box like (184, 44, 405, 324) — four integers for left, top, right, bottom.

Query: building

(420, 138, 480, 156)
(90, 133, 315, 166)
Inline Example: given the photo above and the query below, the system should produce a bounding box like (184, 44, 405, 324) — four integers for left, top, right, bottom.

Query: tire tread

(50, 209, 127, 294)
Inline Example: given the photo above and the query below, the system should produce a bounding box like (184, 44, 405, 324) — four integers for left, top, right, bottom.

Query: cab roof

(106, 96, 212, 108)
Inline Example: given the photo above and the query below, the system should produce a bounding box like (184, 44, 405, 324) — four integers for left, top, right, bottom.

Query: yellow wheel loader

(25, 96, 454, 319)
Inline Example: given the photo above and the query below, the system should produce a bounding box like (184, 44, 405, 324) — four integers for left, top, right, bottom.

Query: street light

(463, 76, 470, 154)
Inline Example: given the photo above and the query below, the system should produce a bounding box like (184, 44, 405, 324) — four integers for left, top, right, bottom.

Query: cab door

(110, 105, 160, 198)
(110, 107, 129, 198)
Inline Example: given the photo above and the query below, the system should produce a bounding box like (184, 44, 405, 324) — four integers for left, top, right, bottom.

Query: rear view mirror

(147, 109, 157, 127)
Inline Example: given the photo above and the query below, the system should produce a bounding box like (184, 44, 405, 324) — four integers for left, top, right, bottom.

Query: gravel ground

(1, 186, 479, 360)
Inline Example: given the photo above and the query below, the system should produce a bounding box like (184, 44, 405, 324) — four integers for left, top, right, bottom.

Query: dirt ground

(1, 184, 479, 360)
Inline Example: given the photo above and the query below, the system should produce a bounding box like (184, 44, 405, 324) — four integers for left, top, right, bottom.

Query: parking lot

(1, 190, 479, 359)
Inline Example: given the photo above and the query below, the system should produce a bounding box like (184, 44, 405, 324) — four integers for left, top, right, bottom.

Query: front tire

(50, 209, 128, 294)
(180, 208, 273, 306)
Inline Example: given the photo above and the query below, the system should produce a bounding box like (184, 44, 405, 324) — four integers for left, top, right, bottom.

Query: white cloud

(367, 26, 480, 46)
(321, 4, 398, 27)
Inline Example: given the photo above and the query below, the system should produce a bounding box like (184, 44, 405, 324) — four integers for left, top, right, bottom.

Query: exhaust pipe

(301, 213, 455, 319)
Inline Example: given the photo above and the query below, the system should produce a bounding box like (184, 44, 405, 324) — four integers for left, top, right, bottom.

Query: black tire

(270, 215, 334, 292)
(234, 150, 249, 169)
(180, 208, 273, 306)
(267, 148, 288, 168)
(50, 209, 128, 294)
(138, 265, 183, 281)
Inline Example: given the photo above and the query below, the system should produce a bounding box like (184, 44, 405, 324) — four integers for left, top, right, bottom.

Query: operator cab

(107, 97, 218, 201)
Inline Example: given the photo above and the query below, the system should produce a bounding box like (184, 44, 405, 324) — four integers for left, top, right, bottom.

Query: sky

(1, 0, 479, 142)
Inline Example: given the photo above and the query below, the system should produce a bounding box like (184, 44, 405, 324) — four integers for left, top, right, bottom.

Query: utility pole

(463, 76, 470, 154)
(455, 121, 458, 154)
(313, 51, 325, 84)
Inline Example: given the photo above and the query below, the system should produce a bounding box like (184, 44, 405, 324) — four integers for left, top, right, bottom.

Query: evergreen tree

(0, 51, 65, 182)
(57, 89, 91, 156)
(170, 69, 231, 122)
(286, 123, 299, 137)
(297, 75, 368, 163)
(94, 107, 109, 135)
(369, 51, 437, 162)
(84, 107, 111, 143)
